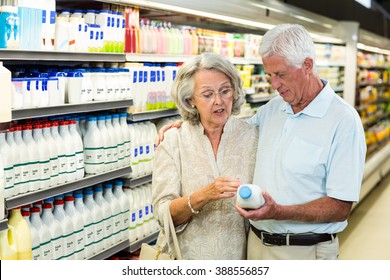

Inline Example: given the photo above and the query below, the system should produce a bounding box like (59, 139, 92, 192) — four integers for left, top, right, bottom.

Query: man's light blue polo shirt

(248, 80, 366, 234)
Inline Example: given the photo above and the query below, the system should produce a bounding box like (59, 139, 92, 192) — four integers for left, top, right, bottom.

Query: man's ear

(303, 58, 313, 73)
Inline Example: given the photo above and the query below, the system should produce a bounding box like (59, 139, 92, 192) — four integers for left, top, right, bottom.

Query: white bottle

(55, 16, 70, 51)
(21, 210, 42, 260)
(14, 125, 32, 194)
(93, 184, 113, 249)
(124, 186, 137, 243)
(32, 124, 51, 190)
(42, 122, 59, 186)
(74, 192, 95, 258)
(6, 128, 21, 196)
(132, 186, 144, 240)
(119, 113, 131, 167)
(136, 122, 147, 176)
(236, 184, 265, 209)
(50, 121, 67, 184)
(113, 180, 130, 241)
(53, 198, 75, 260)
(103, 183, 122, 244)
(0, 131, 15, 198)
(96, 115, 112, 171)
(138, 184, 151, 236)
(59, 121, 77, 182)
(64, 195, 85, 260)
(22, 125, 41, 192)
(41, 202, 64, 260)
(112, 114, 125, 167)
(69, 119, 85, 179)
(44, 0, 56, 50)
(104, 115, 118, 170)
(128, 123, 139, 178)
(30, 206, 52, 260)
(83, 116, 105, 174)
(83, 188, 104, 254)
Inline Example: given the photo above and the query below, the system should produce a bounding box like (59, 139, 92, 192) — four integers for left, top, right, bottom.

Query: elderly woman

(152, 52, 258, 260)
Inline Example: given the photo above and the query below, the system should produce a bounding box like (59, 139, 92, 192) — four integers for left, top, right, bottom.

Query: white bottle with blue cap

(236, 184, 265, 209)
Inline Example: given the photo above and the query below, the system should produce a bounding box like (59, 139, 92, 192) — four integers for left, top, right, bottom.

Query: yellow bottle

(8, 207, 32, 260)
(0, 226, 17, 260)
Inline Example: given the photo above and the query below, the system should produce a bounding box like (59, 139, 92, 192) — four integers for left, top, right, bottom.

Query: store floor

(338, 171, 390, 260)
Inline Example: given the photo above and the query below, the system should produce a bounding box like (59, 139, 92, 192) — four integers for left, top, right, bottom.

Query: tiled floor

(338, 171, 390, 260)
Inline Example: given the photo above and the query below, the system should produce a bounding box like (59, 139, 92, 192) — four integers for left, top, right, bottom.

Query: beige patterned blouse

(152, 116, 258, 260)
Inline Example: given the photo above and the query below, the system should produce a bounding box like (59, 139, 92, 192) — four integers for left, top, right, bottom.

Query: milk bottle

(132, 186, 144, 240)
(83, 188, 104, 254)
(6, 128, 21, 196)
(22, 124, 41, 192)
(41, 203, 64, 260)
(21, 210, 42, 260)
(50, 121, 67, 184)
(119, 113, 131, 166)
(53, 198, 75, 260)
(124, 186, 137, 243)
(103, 183, 122, 244)
(69, 119, 84, 179)
(8, 207, 32, 259)
(64, 195, 85, 260)
(42, 122, 59, 186)
(32, 124, 51, 190)
(96, 115, 112, 171)
(113, 180, 130, 241)
(93, 184, 113, 249)
(0, 226, 17, 260)
(59, 121, 77, 182)
(83, 116, 105, 174)
(236, 184, 265, 209)
(13, 125, 31, 194)
(112, 114, 125, 167)
(30, 206, 52, 260)
(0, 131, 15, 198)
(74, 192, 95, 258)
(105, 115, 118, 169)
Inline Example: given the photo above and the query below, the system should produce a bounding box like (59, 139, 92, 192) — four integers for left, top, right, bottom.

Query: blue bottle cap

(239, 186, 252, 199)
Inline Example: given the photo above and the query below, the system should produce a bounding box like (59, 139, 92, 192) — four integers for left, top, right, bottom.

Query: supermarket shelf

(5, 166, 132, 209)
(357, 141, 390, 208)
(128, 109, 179, 122)
(246, 93, 278, 104)
(128, 231, 160, 253)
(12, 100, 133, 121)
(0, 219, 8, 232)
(0, 49, 125, 63)
(89, 239, 130, 260)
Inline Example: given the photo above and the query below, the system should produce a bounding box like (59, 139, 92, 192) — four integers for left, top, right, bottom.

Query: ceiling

(282, 0, 390, 39)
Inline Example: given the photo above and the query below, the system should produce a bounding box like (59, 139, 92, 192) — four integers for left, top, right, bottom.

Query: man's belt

(251, 225, 337, 246)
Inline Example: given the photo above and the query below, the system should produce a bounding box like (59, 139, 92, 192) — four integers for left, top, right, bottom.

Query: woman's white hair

(260, 24, 317, 75)
(171, 52, 245, 125)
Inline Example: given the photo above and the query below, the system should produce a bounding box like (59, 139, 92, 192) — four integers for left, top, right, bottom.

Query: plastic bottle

(112, 114, 125, 167)
(96, 115, 112, 171)
(42, 122, 59, 186)
(128, 123, 139, 178)
(41, 202, 64, 260)
(44, 0, 56, 50)
(0, 5, 20, 49)
(30, 206, 52, 260)
(124, 186, 137, 243)
(67, 71, 84, 104)
(236, 184, 265, 209)
(21, 210, 42, 260)
(105, 114, 118, 170)
(59, 121, 77, 182)
(132, 185, 143, 240)
(69, 119, 84, 180)
(22, 124, 41, 192)
(53, 198, 75, 260)
(32, 124, 51, 190)
(83, 116, 105, 174)
(50, 121, 67, 184)
(103, 183, 122, 244)
(93, 184, 113, 249)
(138, 184, 151, 236)
(0, 226, 17, 259)
(6, 127, 21, 196)
(55, 16, 70, 51)
(74, 192, 95, 258)
(113, 180, 130, 241)
(119, 113, 131, 166)
(64, 195, 85, 260)
(0, 131, 15, 198)
(13, 125, 32, 193)
(8, 207, 32, 259)
(83, 188, 104, 254)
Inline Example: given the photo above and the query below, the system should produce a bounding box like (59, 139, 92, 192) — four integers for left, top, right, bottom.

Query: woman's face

(192, 69, 234, 130)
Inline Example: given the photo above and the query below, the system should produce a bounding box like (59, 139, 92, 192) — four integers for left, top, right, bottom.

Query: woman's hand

(154, 120, 184, 147)
(200, 177, 241, 204)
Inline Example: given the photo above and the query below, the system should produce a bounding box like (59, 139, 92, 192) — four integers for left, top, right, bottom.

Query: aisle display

(0, 0, 390, 260)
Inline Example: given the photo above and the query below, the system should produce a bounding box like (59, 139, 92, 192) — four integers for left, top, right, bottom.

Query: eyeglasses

(196, 87, 234, 101)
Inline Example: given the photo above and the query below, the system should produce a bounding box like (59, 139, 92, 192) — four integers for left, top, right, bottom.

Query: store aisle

(338, 171, 390, 260)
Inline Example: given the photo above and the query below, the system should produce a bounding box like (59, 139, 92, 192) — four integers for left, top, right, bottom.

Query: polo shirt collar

(281, 79, 334, 117)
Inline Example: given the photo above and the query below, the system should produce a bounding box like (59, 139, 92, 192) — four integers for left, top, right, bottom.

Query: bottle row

(0, 112, 158, 199)
(0, 179, 154, 260)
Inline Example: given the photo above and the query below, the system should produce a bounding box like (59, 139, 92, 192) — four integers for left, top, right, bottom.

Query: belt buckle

(260, 231, 278, 246)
